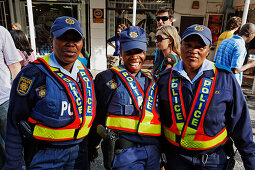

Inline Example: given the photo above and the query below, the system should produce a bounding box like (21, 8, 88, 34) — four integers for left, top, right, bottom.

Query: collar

(172, 59, 215, 84)
(233, 35, 245, 43)
(49, 53, 81, 80)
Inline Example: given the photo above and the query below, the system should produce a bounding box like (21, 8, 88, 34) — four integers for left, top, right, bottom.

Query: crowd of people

(0, 6, 255, 170)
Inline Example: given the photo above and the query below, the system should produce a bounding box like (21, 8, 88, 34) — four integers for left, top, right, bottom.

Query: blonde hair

(157, 25, 181, 57)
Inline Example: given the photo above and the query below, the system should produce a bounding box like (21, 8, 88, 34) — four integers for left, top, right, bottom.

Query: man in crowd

(214, 23, 255, 85)
(156, 6, 174, 28)
(0, 25, 22, 170)
(215, 16, 242, 52)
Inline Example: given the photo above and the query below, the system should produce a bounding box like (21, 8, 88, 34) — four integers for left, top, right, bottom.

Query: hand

(248, 59, 255, 67)
(163, 55, 173, 70)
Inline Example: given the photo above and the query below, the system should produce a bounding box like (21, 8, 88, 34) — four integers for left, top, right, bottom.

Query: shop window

(26, 3, 78, 55)
(106, 0, 173, 59)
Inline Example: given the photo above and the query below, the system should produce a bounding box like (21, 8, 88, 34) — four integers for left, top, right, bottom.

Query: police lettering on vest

(28, 55, 95, 141)
(164, 67, 228, 150)
(106, 66, 161, 136)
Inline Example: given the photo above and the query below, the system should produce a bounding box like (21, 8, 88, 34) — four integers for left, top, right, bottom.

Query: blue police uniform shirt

(5, 53, 88, 169)
(93, 65, 159, 146)
(157, 60, 255, 169)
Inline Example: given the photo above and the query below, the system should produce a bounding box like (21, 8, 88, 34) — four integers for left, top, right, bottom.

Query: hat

(50, 16, 83, 38)
(181, 24, 212, 46)
(120, 26, 147, 52)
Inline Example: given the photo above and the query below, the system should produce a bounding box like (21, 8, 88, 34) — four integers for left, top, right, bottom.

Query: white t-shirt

(0, 26, 23, 104)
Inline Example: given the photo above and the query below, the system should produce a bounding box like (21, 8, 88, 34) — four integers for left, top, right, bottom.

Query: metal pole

(241, 0, 250, 26)
(8, 0, 15, 25)
(132, 0, 137, 26)
(26, 0, 36, 52)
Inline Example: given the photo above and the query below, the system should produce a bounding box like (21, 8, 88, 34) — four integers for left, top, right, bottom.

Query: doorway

(180, 16, 204, 36)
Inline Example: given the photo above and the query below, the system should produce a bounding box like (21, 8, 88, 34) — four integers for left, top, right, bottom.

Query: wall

(90, 0, 107, 70)
(173, 0, 225, 61)
(173, 0, 224, 28)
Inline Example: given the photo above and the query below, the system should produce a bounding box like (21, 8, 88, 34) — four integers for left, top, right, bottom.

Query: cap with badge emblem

(120, 26, 147, 52)
(181, 24, 212, 46)
(50, 16, 84, 38)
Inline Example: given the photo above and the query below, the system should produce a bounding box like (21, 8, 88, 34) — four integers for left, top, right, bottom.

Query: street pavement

(90, 69, 255, 170)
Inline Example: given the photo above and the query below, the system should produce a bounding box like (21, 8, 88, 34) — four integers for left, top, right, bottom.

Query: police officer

(93, 26, 161, 169)
(158, 24, 255, 169)
(5, 16, 95, 169)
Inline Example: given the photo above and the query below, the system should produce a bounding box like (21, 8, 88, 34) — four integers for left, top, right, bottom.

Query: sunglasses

(155, 35, 170, 42)
(156, 16, 169, 22)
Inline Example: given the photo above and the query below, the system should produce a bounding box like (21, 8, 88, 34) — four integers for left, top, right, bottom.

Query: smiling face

(121, 48, 146, 76)
(155, 30, 171, 51)
(181, 35, 210, 74)
(52, 30, 83, 72)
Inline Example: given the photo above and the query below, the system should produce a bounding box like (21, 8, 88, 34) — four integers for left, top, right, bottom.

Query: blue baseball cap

(182, 24, 212, 46)
(50, 16, 84, 38)
(120, 26, 147, 52)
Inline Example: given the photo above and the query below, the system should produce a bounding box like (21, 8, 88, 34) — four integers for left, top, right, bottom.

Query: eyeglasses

(156, 16, 169, 22)
(155, 35, 170, 42)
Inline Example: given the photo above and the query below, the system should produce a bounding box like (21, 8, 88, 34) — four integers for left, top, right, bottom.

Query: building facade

(2, 0, 252, 70)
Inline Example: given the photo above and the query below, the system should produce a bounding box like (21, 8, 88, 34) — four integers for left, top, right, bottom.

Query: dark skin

(51, 30, 83, 72)
(181, 35, 210, 80)
(121, 48, 146, 76)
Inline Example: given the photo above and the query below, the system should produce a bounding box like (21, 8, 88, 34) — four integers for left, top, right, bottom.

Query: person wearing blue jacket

(92, 26, 161, 170)
(158, 24, 255, 169)
(5, 16, 96, 169)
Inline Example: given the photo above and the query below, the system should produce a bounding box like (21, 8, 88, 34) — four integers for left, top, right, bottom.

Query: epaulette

(214, 63, 231, 72)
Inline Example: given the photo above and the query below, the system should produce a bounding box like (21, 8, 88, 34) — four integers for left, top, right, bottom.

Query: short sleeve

(230, 43, 246, 69)
(1, 27, 23, 65)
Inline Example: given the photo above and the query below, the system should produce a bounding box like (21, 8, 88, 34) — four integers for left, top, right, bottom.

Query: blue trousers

(0, 100, 8, 170)
(112, 144, 160, 170)
(164, 148, 227, 170)
(29, 141, 89, 170)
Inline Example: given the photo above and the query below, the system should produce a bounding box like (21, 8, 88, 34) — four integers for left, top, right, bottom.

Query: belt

(114, 138, 147, 150)
(38, 142, 78, 150)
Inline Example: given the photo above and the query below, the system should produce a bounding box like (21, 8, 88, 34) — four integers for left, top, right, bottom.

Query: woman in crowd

(154, 25, 181, 75)
(158, 24, 255, 169)
(10, 30, 37, 67)
(5, 16, 95, 170)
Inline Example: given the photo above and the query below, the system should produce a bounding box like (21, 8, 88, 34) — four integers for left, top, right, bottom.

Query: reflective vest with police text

(28, 55, 95, 141)
(106, 66, 161, 136)
(163, 66, 228, 150)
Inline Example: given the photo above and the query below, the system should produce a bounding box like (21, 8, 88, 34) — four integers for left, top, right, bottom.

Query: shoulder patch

(36, 85, 47, 98)
(17, 73, 35, 96)
(106, 79, 118, 89)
